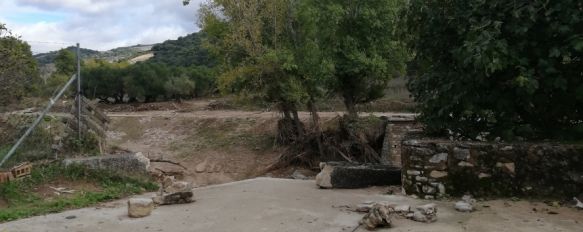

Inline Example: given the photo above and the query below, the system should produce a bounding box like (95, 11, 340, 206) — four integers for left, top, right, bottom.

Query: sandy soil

(2, 178, 581, 232)
(104, 99, 415, 187)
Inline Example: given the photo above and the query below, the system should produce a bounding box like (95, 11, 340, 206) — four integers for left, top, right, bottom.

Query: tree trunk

(290, 104, 304, 139)
(308, 98, 325, 158)
(343, 94, 358, 118)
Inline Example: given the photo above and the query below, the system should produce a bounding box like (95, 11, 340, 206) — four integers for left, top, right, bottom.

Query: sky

(0, 0, 204, 54)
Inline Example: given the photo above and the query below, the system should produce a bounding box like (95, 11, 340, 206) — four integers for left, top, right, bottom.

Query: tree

(198, 0, 312, 140)
(403, 0, 583, 140)
(0, 23, 39, 106)
(313, 0, 408, 117)
(54, 49, 76, 75)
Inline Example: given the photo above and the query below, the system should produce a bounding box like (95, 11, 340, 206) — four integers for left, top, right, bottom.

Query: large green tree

(403, 0, 583, 140)
(313, 0, 408, 117)
(0, 23, 38, 106)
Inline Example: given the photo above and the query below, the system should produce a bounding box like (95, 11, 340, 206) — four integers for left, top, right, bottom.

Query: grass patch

(0, 164, 158, 222)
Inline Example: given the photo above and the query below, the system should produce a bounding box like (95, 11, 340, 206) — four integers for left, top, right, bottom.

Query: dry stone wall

(401, 139, 583, 199)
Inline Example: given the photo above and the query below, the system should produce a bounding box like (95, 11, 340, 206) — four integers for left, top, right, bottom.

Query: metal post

(0, 75, 78, 168)
(76, 43, 82, 139)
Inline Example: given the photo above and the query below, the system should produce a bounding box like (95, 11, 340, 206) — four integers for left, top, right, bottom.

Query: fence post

(77, 43, 82, 140)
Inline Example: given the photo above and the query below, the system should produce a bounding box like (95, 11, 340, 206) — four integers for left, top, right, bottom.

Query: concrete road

(1, 178, 581, 232)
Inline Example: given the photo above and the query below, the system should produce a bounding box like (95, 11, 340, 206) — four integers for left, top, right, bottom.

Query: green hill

(148, 32, 215, 67)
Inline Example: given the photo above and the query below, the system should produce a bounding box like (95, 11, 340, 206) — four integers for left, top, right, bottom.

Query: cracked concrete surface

(2, 178, 581, 232)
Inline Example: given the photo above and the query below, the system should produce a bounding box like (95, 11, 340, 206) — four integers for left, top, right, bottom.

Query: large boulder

(316, 162, 401, 189)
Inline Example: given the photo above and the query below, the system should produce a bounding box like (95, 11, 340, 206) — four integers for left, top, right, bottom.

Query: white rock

(574, 197, 583, 209)
(455, 201, 474, 212)
(128, 198, 154, 218)
(416, 203, 437, 215)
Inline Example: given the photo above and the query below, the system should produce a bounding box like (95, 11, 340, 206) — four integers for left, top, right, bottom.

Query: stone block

(128, 198, 154, 218)
(316, 162, 401, 189)
(64, 153, 150, 174)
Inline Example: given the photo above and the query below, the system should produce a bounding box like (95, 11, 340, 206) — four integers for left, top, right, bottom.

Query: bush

(403, 0, 583, 140)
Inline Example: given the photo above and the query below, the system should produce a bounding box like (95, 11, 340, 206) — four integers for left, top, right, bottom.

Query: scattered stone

(65, 215, 76, 220)
(153, 191, 194, 205)
(195, 161, 207, 173)
(165, 181, 192, 193)
(407, 203, 437, 223)
(356, 203, 374, 213)
(548, 211, 559, 215)
(316, 162, 401, 189)
(455, 195, 476, 212)
(128, 198, 154, 218)
(360, 204, 393, 230)
(455, 201, 474, 212)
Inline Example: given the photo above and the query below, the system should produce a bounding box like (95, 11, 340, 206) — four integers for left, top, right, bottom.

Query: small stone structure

(401, 139, 583, 199)
(63, 152, 150, 174)
(379, 116, 421, 167)
(316, 162, 401, 189)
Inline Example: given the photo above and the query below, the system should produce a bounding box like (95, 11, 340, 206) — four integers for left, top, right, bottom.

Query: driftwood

(150, 159, 187, 169)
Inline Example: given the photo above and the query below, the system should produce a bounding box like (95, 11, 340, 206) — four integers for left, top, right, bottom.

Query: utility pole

(76, 43, 82, 139)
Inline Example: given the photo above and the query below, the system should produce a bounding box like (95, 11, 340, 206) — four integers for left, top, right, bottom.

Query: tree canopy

(403, 0, 583, 140)
(0, 23, 39, 106)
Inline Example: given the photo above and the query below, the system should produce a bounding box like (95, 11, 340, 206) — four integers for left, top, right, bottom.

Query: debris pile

(354, 201, 438, 230)
(360, 204, 394, 230)
(153, 176, 195, 205)
(126, 175, 194, 218)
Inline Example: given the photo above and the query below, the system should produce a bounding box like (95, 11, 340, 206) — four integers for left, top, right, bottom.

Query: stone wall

(401, 139, 583, 199)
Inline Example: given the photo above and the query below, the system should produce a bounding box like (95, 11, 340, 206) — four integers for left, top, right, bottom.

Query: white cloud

(2, 0, 204, 53)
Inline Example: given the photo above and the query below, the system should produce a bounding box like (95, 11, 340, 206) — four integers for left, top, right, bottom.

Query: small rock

(153, 191, 194, 205)
(356, 203, 374, 213)
(195, 161, 206, 173)
(165, 181, 192, 193)
(65, 215, 76, 220)
(573, 197, 583, 210)
(455, 201, 474, 212)
(416, 176, 428, 182)
(416, 203, 437, 215)
(128, 198, 154, 218)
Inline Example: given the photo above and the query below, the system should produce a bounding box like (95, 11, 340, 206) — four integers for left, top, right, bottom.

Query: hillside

(34, 47, 100, 65)
(33, 44, 156, 65)
(148, 32, 215, 67)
